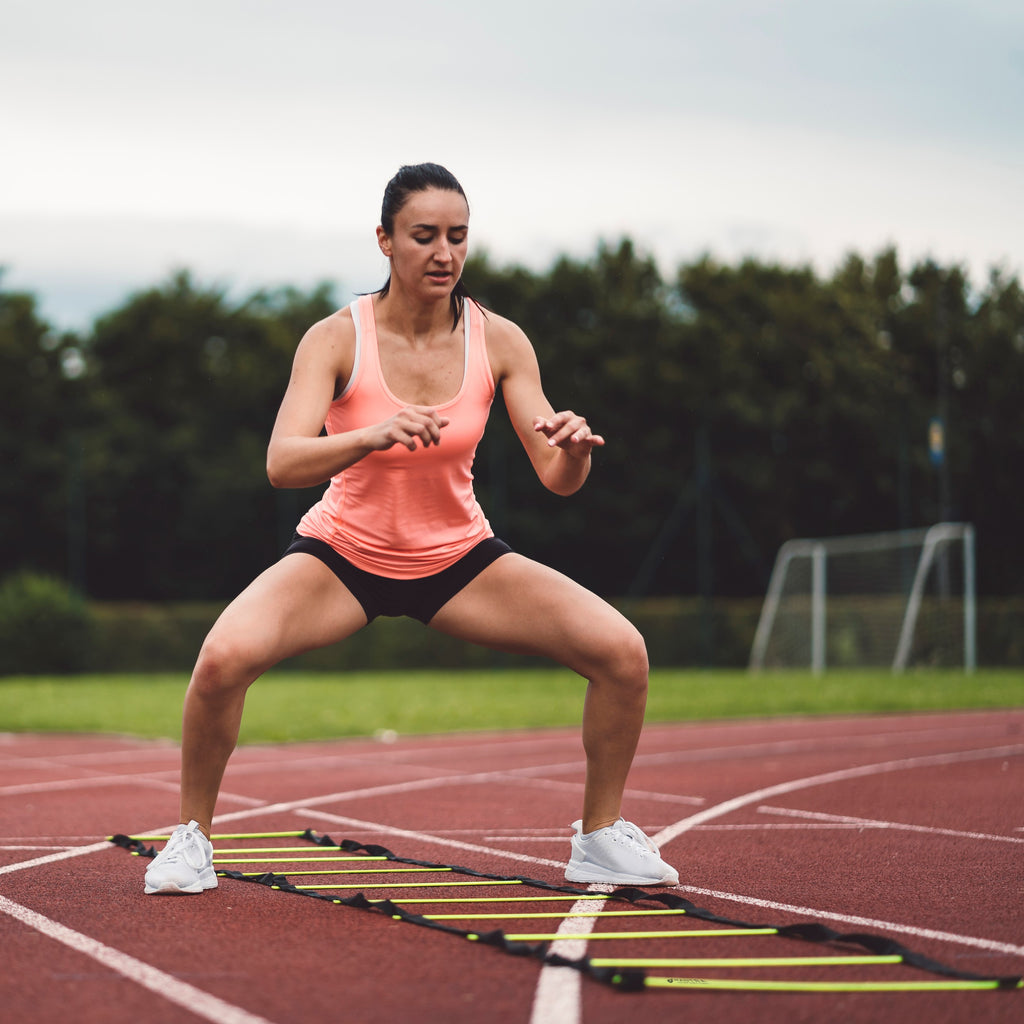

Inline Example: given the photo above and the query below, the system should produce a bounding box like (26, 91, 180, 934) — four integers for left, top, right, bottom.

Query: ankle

(581, 816, 618, 835)
(181, 819, 211, 840)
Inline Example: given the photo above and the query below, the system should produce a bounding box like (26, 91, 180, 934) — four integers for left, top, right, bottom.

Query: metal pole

(811, 544, 826, 675)
(963, 524, 976, 673)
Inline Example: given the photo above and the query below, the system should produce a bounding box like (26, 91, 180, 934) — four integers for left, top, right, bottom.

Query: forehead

(394, 187, 469, 227)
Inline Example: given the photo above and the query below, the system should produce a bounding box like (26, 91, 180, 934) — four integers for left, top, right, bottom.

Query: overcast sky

(3, 0, 1022, 329)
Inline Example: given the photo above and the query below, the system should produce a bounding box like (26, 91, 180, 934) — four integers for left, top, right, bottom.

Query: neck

(376, 285, 458, 338)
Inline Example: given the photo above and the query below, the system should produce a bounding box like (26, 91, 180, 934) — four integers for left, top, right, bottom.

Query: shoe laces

(611, 819, 659, 855)
(159, 826, 207, 868)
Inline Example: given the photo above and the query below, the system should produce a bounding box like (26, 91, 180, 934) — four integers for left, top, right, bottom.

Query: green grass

(0, 668, 1020, 744)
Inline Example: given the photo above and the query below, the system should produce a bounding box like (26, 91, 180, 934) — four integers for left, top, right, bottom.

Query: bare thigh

(428, 553, 647, 681)
(197, 552, 369, 681)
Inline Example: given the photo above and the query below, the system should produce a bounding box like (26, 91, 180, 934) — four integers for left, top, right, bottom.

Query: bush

(87, 602, 223, 672)
(978, 597, 1024, 665)
(0, 573, 95, 674)
(79, 596, 764, 672)
(6, 594, 1020, 676)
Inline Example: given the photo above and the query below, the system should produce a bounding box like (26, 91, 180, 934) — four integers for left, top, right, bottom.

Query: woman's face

(378, 187, 470, 302)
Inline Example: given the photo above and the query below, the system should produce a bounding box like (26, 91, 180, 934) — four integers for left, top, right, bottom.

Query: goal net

(749, 523, 976, 673)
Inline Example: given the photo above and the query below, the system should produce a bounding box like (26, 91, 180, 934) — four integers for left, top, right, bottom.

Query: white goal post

(749, 523, 976, 674)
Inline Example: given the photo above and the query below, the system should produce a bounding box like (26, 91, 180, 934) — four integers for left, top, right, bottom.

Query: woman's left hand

(533, 411, 605, 457)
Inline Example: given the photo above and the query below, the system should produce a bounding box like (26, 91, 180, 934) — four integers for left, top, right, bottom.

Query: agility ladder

(109, 828, 1023, 995)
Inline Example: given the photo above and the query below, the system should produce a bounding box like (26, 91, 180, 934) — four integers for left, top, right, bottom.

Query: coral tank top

(297, 294, 495, 578)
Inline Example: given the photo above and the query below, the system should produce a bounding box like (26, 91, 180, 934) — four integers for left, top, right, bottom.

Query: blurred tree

(948, 267, 1024, 594)
(78, 272, 333, 598)
(467, 241, 686, 595)
(0, 273, 84, 582)
(670, 255, 901, 593)
(3, 243, 1021, 603)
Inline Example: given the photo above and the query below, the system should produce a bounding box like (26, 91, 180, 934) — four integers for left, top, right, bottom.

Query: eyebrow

(411, 223, 469, 231)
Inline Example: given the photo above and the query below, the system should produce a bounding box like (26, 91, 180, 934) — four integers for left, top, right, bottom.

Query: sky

(3, 0, 1023, 330)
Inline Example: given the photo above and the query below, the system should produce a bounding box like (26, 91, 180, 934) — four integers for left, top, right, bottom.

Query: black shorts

(284, 534, 513, 624)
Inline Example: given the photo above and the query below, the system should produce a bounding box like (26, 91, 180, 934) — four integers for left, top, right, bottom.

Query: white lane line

(0, 749, 177, 771)
(0, 764, 585, 878)
(0, 841, 115, 877)
(685, 823, 884, 831)
(482, 721, 1024, 783)
(0, 834, 105, 842)
(758, 805, 1024, 844)
(0, 775, 263, 807)
(0, 818, 212, 878)
(297, 808, 566, 871)
(653, 743, 1024, 846)
(206, 773, 501, 827)
(0, 776, 183, 798)
(630, 719, 1024, 767)
(528, 890, 610, 1024)
(293, 803, 613, 1024)
(677, 885, 1024, 958)
(0, 893, 279, 1024)
(281, 807, 600, 1024)
(204, 765, 695, 831)
(0, 845, 81, 851)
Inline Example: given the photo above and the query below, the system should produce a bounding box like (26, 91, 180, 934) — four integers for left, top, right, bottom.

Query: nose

(434, 239, 453, 263)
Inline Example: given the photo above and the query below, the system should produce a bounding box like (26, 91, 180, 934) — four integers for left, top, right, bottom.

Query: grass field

(0, 668, 1021, 744)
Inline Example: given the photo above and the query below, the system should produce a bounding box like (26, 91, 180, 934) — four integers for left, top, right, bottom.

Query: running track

(1, 709, 1022, 1023)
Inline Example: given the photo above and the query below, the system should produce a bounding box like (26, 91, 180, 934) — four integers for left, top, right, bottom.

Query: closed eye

(411, 223, 468, 245)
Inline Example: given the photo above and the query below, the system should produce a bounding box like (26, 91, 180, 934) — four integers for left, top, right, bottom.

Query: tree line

(1, 240, 1021, 602)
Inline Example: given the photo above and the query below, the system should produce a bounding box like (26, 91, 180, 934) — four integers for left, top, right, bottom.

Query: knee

(617, 624, 650, 691)
(590, 621, 649, 698)
(190, 633, 259, 699)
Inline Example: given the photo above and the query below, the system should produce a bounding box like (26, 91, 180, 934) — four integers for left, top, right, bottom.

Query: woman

(145, 163, 678, 894)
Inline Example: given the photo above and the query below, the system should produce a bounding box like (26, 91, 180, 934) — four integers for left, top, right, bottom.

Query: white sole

(144, 873, 217, 895)
(565, 868, 679, 886)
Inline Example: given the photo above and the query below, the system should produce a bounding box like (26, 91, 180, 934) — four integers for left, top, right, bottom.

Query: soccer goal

(749, 523, 976, 674)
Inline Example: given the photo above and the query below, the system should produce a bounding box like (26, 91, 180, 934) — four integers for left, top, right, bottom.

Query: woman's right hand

(366, 406, 450, 452)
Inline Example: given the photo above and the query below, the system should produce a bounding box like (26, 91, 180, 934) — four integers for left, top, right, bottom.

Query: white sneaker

(565, 818, 679, 886)
(144, 820, 217, 895)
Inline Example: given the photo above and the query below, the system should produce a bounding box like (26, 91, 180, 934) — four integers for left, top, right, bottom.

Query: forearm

(540, 448, 592, 496)
(266, 430, 374, 489)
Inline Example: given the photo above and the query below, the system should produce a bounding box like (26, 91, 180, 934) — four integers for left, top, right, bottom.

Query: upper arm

(270, 310, 356, 445)
(486, 315, 557, 474)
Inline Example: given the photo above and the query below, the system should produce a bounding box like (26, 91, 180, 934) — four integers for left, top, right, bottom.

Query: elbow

(545, 479, 582, 498)
(265, 445, 291, 489)
(267, 444, 328, 490)
(266, 462, 286, 489)
(267, 460, 304, 490)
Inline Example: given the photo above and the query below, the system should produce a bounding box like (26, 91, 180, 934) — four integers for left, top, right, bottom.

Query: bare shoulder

(299, 304, 355, 354)
(481, 309, 539, 382)
(294, 305, 357, 379)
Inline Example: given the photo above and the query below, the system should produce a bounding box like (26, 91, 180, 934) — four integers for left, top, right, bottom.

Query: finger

(424, 413, 451, 446)
(401, 410, 448, 447)
(535, 411, 574, 436)
(570, 433, 604, 452)
(547, 418, 587, 447)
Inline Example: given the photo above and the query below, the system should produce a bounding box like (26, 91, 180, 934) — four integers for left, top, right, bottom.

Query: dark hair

(378, 162, 474, 330)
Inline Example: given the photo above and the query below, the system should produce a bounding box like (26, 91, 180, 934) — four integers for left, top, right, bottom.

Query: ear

(376, 225, 392, 258)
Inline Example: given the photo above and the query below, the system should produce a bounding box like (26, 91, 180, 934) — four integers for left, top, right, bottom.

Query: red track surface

(1, 709, 1022, 1023)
